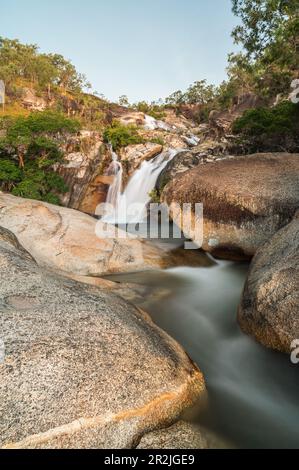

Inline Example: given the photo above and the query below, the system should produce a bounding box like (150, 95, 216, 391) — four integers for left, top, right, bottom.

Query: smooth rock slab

(0, 193, 188, 277)
(0, 228, 204, 449)
(238, 217, 299, 353)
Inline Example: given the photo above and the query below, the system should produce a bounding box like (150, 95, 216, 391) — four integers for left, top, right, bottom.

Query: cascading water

(144, 114, 173, 132)
(104, 148, 178, 224)
(105, 148, 123, 209)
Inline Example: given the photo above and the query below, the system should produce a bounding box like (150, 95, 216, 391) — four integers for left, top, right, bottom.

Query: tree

(185, 80, 216, 105)
(0, 37, 92, 94)
(118, 95, 130, 107)
(165, 90, 184, 105)
(231, 0, 299, 66)
(0, 111, 79, 202)
(230, 0, 299, 98)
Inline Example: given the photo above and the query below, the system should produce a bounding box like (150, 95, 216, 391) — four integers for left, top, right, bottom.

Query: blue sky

(1, 0, 239, 103)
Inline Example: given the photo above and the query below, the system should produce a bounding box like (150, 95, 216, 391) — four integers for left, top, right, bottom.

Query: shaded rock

(208, 92, 264, 138)
(238, 217, 299, 353)
(137, 421, 225, 449)
(0, 193, 194, 276)
(0, 228, 204, 449)
(55, 132, 108, 211)
(156, 142, 229, 193)
(162, 153, 299, 260)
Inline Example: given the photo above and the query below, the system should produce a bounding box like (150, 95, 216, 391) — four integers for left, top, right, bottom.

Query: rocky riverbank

(0, 226, 205, 449)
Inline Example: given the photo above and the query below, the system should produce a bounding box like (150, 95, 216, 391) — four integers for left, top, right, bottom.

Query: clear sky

(1, 0, 239, 103)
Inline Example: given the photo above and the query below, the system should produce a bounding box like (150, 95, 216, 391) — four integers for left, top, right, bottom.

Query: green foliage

(232, 101, 299, 136)
(148, 189, 160, 204)
(118, 95, 130, 107)
(0, 37, 91, 93)
(0, 110, 73, 203)
(3, 111, 80, 143)
(232, 101, 299, 152)
(134, 101, 166, 120)
(165, 90, 185, 106)
(149, 137, 165, 146)
(0, 159, 22, 190)
(11, 167, 68, 203)
(103, 121, 144, 150)
(27, 137, 63, 168)
(165, 80, 216, 106)
(229, 0, 299, 99)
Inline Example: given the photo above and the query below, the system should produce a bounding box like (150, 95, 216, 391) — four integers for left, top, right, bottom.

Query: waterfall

(105, 148, 123, 209)
(184, 134, 200, 146)
(144, 114, 173, 132)
(104, 148, 178, 224)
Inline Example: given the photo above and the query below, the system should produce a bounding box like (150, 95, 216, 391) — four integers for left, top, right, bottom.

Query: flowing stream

(103, 144, 299, 448)
(107, 262, 299, 449)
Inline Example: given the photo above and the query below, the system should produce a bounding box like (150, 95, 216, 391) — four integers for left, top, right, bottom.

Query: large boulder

(0, 193, 191, 276)
(156, 145, 228, 194)
(162, 153, 299, 260)
(238, 217, 299, 353)
(0, 228, 204, 449)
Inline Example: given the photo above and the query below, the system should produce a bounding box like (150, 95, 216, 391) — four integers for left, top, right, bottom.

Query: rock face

(55, 132, 108, 211)
(120, 142, 163, 179)
(238, 217, 299, 353)
(156, 145, 228, 193)
(0, 193, 190, 276)
(21, 87, 47, 111)
(0, 228, 204, 449)
(137, 421, 224, 449)
(208, 92, 264, 137)
(162, 153, 299, 260)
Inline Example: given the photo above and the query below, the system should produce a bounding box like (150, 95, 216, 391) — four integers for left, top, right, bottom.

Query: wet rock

(238, 217, 299, 353)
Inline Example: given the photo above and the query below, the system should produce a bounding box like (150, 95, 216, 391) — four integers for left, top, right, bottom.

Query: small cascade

(104, 148, 178, 224)
(184, 134, 200, 146)
(144, 114, 173, 132)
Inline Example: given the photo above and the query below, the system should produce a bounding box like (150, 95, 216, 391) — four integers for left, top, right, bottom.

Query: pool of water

(107, 260, 299, 449)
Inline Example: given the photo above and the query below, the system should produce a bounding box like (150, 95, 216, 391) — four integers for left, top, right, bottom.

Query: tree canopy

(0, 37, 91, 93)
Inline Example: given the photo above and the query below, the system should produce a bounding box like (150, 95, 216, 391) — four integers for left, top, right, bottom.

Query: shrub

(0, 159, 22, 190)
(11, 168, 68, 203)
(27, 137, 63, 168)
(149, 137, 165, 146)
(232, 101, 299, 152)
(3, 111, 80, 143)
(148, 189, 160, 203)
(103, 121, 144, 150)
(232, 101, 299, 137)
